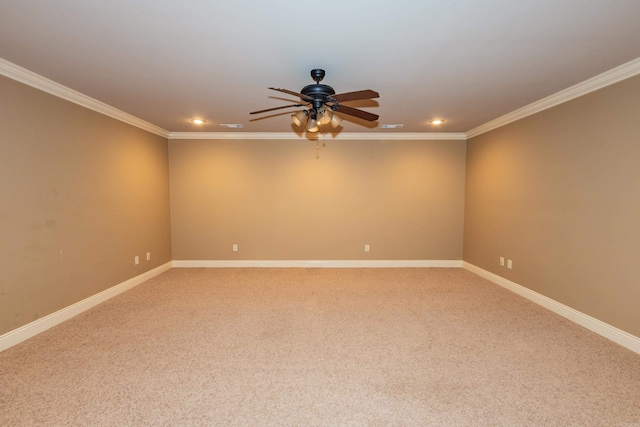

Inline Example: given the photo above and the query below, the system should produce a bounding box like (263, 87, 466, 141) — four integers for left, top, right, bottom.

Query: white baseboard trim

(172, 260, 463, 268)
(462, 262, 640, 355)
(11, 260, 635, 356)
(0, 262, 172, 353)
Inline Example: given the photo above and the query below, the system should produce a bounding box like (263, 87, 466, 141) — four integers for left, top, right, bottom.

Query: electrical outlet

(146, 252, 151, 261)
(233, 244, 238, 252)
(500, 257, 505, 266)
(507, 259, 513, 269)
(134, 256, 139, 265)
(364, 244, 370, 252)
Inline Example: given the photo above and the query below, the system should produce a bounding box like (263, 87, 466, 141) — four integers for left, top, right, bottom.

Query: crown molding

(0, 57, 170, 138)
(465, 56, 640, 139)
(0, 56, 462, 142)
(5, 53, 640, 142)
(168, 132, 467, 141)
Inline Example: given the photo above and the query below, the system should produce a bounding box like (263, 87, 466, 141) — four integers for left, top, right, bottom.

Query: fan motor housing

(301, 83, 335, 100)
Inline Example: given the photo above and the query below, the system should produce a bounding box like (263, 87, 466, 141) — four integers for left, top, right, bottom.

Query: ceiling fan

(250, 69, 379, 132)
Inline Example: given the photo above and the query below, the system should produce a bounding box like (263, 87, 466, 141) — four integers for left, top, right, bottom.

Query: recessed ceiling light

(381, 124, 405, 129)
(428, 119, 445, 125)
(191, 119, 206, 125)
(219, 124, 244, 129)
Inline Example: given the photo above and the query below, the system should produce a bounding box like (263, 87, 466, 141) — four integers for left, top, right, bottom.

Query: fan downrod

(301, 69, 335, 100)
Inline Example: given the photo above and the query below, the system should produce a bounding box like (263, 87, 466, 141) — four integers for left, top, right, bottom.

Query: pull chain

(314, 134, 327, 159)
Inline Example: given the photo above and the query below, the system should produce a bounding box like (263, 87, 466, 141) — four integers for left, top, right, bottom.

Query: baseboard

(0, 262, 172, 353)
(172, 260, 463, 268)
(11, 260, 635, 356)
(462, 262, 640, 355)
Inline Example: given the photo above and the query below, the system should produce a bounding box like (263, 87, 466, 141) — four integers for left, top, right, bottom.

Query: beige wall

(0, 75, 172, 336)
(170, 138, 466, 260)
(5, 61, 638, 343)
(464, 74, 640, 337)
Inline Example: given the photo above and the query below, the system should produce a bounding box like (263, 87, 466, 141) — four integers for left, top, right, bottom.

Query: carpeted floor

(1, 268, 639, 426)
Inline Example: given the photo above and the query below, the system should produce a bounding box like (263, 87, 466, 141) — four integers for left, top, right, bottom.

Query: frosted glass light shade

(318, 108, 332, 125)
(306, 118, 319, 132)
(330, 113, 343, 128)
(291, 111, 307, 127)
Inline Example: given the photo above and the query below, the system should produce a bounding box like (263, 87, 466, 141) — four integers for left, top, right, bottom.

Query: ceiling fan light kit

(251, 69, 379, 133)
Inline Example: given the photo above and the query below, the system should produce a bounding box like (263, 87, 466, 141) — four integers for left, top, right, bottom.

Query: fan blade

(250, 104, 305, 115)
(331, 89, 379, 102)
(336, 105, 379, 121)
(269, 87, 313, 101)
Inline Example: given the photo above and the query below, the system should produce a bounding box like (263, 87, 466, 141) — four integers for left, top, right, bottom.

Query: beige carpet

(1, 268, 639, 426)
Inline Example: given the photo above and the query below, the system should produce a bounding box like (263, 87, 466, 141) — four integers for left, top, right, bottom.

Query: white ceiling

(1, 0, 640, 134)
